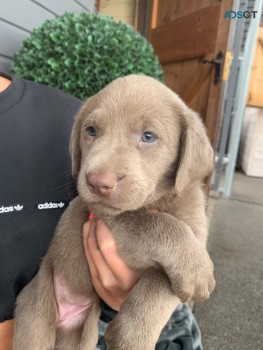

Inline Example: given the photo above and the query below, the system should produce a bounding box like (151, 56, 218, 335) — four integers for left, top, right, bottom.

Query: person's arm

(0, 76, 11, 92)
(0, 77, 15, 350)
(0, 320, 13, 350)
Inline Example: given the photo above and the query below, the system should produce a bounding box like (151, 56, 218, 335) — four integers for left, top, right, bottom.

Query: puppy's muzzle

(86, 171, 125, 196)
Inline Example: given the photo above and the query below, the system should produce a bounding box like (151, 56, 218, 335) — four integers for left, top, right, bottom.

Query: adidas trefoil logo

(14, 205, 23, 211)
(0, 204, 24, 214)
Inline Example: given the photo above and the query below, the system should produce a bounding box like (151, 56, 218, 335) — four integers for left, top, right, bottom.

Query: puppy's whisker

(122, 159, 171, 171)
(129, 180, 152, 187)
(51, 172, 74, 186)
(126, 177, 156, 186)
(51, 181, 76, 190)
(123, 160, 169, 170)
(50, 185, 77, 195)
(54, 186, 76, 193)
(129, 179, 156, 185)
(52, 171, 72, 180)
(129, 182, 152, 191)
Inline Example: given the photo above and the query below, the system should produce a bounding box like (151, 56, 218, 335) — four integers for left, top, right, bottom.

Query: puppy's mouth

(78, 173, 154, 213)
(84, 196, 124, 213)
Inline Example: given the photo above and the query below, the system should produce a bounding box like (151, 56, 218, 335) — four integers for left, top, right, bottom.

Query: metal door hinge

(203, 51, 223, 85)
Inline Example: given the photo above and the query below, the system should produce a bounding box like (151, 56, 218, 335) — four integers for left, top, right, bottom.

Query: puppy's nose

(86, 172, 119, 196)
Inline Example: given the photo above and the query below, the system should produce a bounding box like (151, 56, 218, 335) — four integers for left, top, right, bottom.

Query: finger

(83, 220, 100, 281)
(86, 220, 120, 290)
(83, 219, 92, 253)
(96, 220, 141, 290)
(83, 220, 129, 310)
(85, 233, 121, 310)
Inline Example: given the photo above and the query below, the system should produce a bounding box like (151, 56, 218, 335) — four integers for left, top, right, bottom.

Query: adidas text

(0, 204, 23, 214)
(38, 202, 65, 210)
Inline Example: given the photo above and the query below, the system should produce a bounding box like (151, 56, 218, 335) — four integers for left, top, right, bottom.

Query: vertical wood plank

(204, 0, 233, 146)
(136, 0, 153, 37)
(98, 0, 136, 25)
(247, 27, 263, 108)
(151, 0, 159, 29)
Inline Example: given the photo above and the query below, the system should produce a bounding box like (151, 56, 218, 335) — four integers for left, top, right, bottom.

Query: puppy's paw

(170, 248, 216, 303)
(192, 257, 216, 304)
(105, 317, 155, 350)
(104, 319, 126, 350)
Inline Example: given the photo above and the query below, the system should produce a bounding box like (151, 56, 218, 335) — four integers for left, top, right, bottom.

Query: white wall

(0, 0, 95, 72)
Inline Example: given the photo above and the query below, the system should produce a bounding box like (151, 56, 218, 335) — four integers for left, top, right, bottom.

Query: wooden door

(137, 0, 233, 148)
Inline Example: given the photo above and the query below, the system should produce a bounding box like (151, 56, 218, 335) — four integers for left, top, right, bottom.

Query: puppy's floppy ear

(175, 108, 214, 195)
(69, 110, 83, 179)
(70, 97, 96, 178)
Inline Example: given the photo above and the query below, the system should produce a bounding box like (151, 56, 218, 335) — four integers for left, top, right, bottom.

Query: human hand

(83, 218, 141, 311)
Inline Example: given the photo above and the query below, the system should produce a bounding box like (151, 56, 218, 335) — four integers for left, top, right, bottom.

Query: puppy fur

(14, 75, 215, 350)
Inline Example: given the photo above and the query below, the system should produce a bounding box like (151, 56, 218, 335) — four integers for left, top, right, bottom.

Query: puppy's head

(70, 75, 213, 215)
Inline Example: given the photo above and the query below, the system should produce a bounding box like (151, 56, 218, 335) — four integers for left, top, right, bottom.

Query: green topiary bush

(11, 12, 163, 100)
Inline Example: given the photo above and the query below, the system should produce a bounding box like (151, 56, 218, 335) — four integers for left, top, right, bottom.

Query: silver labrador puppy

(14, 75, 215, 350)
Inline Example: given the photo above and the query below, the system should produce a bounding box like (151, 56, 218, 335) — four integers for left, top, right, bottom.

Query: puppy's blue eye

(142, 132, 156, 143)
(86, 126, 96, 136)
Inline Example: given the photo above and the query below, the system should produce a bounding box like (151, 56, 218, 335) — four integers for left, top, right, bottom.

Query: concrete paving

(194, 171, 263, 350)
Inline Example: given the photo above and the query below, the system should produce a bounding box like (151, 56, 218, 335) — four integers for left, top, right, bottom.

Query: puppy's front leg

(110, 211, 215, 303)
(104, 269, 180, 350)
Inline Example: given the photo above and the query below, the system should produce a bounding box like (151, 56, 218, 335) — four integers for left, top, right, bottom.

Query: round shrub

(11, 12, 163, 100)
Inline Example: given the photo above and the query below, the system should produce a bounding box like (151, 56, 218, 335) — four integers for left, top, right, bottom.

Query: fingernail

(89, 212, 95, 220)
